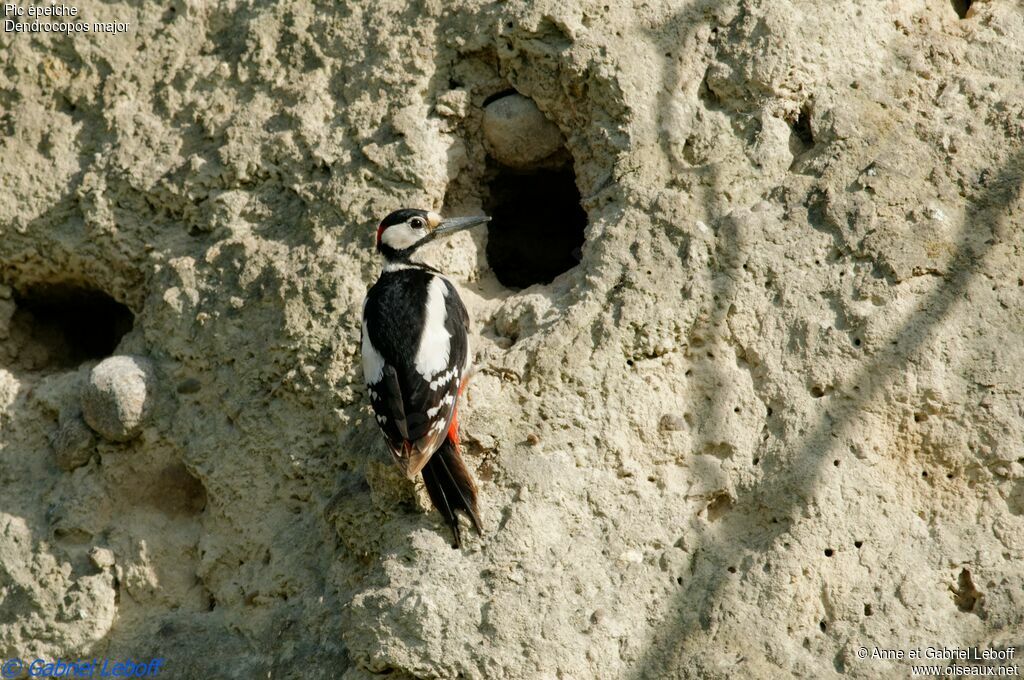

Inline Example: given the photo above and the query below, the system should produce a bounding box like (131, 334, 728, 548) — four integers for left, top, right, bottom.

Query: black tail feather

(421, 438, 481, 548)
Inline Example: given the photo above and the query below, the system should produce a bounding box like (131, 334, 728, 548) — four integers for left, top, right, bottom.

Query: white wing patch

(361, 321, 385, 385)
(415, 276, 451, 380)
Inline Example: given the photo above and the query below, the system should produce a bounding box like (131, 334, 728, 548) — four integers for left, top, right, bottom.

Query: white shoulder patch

(415, 276, 451, 379)
(361, 320, 385, 385)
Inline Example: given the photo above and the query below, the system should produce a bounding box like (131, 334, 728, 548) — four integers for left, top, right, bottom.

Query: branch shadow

(636, 135, 1023, 680)
(631, 3, 1024, 676)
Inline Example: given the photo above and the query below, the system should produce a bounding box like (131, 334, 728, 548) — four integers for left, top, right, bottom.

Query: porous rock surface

(0, 1, 1022, 678)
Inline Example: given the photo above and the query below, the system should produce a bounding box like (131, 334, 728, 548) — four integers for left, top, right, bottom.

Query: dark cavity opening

(483, 88, 518, 107)
(951, 0, 971, 19)
(952, 568, 983, 614)
(789, 107, 814, 159)
(484, 161, 587, 289)
(10, 284, 133, 369)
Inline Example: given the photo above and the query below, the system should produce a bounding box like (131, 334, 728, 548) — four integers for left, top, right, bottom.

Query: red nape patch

(376, 223, 385, 246)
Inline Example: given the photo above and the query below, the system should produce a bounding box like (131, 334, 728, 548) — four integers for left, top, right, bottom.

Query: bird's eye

(410, 217, 425, 229)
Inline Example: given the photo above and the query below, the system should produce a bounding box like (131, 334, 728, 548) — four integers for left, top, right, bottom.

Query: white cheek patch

(381, 223, 426, 250)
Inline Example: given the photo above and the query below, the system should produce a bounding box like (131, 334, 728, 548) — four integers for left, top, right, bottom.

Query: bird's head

(376, 209, 490, 260)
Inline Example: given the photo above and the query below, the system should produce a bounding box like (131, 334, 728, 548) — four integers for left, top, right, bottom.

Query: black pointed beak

(431, 215, 491, 237)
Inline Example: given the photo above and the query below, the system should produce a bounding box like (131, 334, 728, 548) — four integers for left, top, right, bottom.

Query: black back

(363, 266, 469, 450)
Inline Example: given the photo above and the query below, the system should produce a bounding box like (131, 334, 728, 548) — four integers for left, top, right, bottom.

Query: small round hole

(951, 0, 972, 19)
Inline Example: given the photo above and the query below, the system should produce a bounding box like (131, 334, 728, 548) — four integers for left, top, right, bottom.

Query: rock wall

(1, 0, 1022, 678)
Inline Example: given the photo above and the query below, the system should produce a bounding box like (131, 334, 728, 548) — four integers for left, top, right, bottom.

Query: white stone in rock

(81, 356, 155, 442)
(482, 94, 565, 168)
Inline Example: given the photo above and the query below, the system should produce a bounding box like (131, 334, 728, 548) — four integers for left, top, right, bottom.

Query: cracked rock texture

(1, 0, 1023, 678)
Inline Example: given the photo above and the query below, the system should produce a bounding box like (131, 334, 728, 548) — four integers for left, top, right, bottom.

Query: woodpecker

(361, 208, 489, 547)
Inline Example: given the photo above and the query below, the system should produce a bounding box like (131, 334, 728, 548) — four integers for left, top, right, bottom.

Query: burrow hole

(148, 463, 208, 517)
(789, 106, 815, 159)
(4, 283, 133, 370)
(952, 568, 983, 614)
(483, 92, 587, 289)
(705, 491, 733, 522)
(951, 0, 971, 19)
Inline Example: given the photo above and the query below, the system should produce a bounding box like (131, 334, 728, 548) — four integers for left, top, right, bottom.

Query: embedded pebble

(51, 415, 95, 471)
(482, 93, 565, 168)
(659, 414, 687, 431)
(81, 355, 155, 442)
(89, 547, 116, 570)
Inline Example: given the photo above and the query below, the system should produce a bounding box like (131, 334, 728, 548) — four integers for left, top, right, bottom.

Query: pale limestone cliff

(0, 1, 1022, 678)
